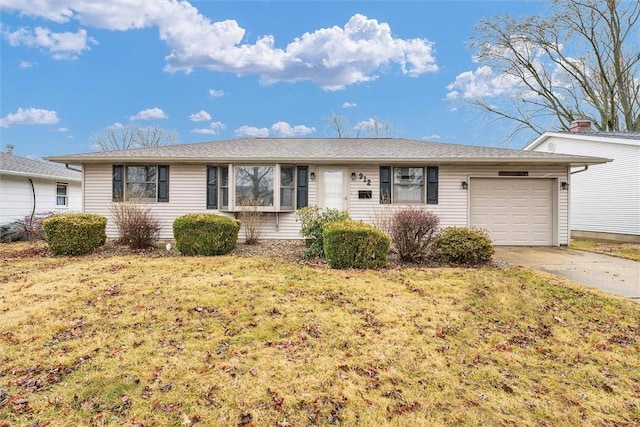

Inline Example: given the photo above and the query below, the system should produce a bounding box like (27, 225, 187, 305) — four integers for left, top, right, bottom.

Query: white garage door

(470, 178, 554, 246)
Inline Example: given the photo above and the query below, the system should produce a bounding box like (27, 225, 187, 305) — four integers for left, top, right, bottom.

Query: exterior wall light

(351, 172, 357, 180)
(309, 172, 315, 181)
(561, 181, 569, 190)
(461, 181, 469, 190)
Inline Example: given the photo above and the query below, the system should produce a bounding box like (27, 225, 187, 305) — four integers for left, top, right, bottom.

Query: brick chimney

(569, 119, 591, 132)
(6, 144, 14, 154)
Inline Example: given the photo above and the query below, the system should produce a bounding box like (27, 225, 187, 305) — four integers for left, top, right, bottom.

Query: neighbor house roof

(45, 138, 610, 166)
(1, 152, 82, 181)
(525, 131, 640, 151)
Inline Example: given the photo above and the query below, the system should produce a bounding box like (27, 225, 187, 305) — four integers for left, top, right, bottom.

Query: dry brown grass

(1, 241, 639, 426)
(570, 239, 640, 261)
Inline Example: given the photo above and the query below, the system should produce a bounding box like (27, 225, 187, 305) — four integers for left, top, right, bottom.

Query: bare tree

(325, 113, 396, 138)
(325, 113, 351, 138)
(355, 116, 395, 138)
(92, 124, 178, 151)
(452, 0, 639, 140)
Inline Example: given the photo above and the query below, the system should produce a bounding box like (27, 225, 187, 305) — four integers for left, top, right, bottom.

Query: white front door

(319, 167, 347, 210)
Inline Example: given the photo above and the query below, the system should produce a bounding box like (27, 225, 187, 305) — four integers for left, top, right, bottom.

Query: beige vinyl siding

(84, 163, 305, 240)
(84, 162, 569, 244)
(345, 164, 568, 245)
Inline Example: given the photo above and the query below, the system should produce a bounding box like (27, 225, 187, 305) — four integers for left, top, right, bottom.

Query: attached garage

(470, 178, 555, 246)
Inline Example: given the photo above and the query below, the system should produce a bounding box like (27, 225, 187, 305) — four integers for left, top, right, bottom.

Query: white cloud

(422, 134, 441, 140)
(446, 65, 522, 100)
(54, 127, 68, 132)
(129, 107, 168, 121)
(3, 26, 97, 59)
(270, 121, 315, 137)
(233, 121, 315, 137)
(0, 107, 59, 127)
(108, 121, 124, 129)
(209, 121, 225, 132)
(234, 125, 270, 137)
(0, 2, 438, 89)
(209, 89, 225, 98)
(189, 110, 211, 122)
(342, 102, 357, 108)
(192, 120, 226, 135)
(191, 128, 217, 135)
(19, 60, 34, 68)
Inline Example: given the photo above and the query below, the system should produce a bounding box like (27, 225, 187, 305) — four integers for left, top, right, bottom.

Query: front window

(235, 166, 274, 207)
(393, 167, 424, 203)
(126, 166, 156, 200)
(280, 166, 295, 209)
(56, 182, 68, 206)
(220, 166, 229, 209)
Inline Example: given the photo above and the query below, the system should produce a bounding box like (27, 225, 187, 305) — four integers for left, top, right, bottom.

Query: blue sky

(0, 1, 547, 159)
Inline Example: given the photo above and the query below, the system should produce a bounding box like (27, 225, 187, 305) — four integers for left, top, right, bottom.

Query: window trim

(209, 163, 303, 212)
(379, 165, 439, 205)
(112, 164, 169, 203)
(56, 182, 68, 207)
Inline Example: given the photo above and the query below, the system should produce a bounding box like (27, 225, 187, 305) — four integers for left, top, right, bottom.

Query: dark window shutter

(380, 166, 391, 204)
(112, 165, 124, 202)
(157, 165, 170, 202)
(427, 166, 438, 204)
(296, 166, 308, 209)
(206, 166, 218, 209)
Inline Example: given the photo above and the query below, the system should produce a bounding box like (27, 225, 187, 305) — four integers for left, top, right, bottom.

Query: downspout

(65, 164, 82, 173)
(570, 165, 588, 175)
(28, 178, 36, 237)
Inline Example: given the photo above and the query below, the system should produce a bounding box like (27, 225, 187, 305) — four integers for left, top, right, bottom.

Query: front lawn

(1, 242, 639, 426)
(570, 239, 640, 261)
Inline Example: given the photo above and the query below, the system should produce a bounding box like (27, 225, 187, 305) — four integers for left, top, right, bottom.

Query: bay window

(206, 164, 306, 212)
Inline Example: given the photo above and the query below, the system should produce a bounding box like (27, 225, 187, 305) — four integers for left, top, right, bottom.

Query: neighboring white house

(0, 145, 82, 224)
(525, 121, 640, 243)
(46, 137, 608, 246)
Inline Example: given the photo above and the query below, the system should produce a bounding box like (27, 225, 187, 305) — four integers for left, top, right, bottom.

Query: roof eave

(45, 155, 611, 166)
(0, 169, 82, 182)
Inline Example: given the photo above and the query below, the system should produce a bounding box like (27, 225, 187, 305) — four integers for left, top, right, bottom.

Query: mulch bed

(2, 239, 507, 269)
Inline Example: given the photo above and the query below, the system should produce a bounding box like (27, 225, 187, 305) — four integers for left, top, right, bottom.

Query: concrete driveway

(494, 246, 640, 301)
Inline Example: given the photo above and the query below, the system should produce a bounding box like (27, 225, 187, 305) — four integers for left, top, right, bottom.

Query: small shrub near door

(431, 227, 494, 266)
(323, 220, 391, 269)
(110, 202, 161, 249)
(173, 213, 240, 255)
(389, 207, 440, 262)
(43, 213, 107, 255)
(296, 206, 350, 258)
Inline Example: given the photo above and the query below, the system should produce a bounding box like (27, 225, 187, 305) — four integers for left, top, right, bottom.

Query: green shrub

(43, 213, 107, 255)
(173, 213, 240, 256)
(296, 206, 350, 258)
(431, 227, 494, 266)
(323, 220, 391, 269)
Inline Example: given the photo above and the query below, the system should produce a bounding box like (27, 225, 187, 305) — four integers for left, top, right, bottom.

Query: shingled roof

(1, 152, 82, 181)
(45, 138, 610, 166)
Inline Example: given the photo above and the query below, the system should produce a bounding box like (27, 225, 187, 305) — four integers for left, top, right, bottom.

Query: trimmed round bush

(43, 213, 107, 255)
(431, 227, 494, 266)
(173, 213, 240, 256)
(323, 220, 391, 269)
